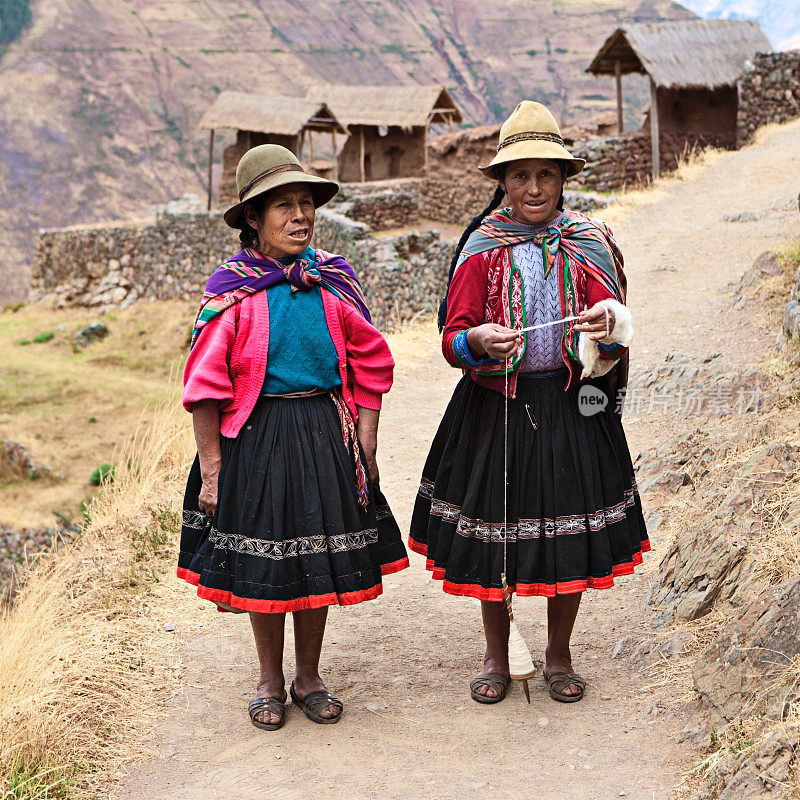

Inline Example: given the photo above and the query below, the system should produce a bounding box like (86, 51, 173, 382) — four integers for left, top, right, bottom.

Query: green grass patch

(1, 754, 74, 799)
(777, 237, 800, 271)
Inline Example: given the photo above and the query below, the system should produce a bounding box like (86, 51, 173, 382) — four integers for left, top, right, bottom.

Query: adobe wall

(737, 50, 800, 147)
(29, 208, 452, 331)
(337, 125, 427, 182)
(656, 85, 738, 149)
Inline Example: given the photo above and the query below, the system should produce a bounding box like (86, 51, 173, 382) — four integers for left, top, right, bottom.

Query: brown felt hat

(223, 144, 339, 229)
(479, 101, 585, 180)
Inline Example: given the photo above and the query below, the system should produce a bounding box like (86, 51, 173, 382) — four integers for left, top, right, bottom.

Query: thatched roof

(587, 20, 771, 89)
(304, 84, 463, 129)
(199, 92, 346, 135)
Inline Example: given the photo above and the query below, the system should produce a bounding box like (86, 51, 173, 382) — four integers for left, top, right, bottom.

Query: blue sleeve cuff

(453, 330, 501, 368)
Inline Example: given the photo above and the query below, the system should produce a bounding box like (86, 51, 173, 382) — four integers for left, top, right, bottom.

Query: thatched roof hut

(587, 19, 771, 89)
(200, 91, 345, 138)
(199, 91, 346, 208)
(587, 19, 771, 177)
(305, 84, 462, 129)
(305, 84, 463, 182)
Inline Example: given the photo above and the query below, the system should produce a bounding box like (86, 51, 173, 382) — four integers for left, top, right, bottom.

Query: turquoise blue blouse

(261, 248, 342, 395)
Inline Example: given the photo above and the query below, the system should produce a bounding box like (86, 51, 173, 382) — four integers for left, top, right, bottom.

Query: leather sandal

(290, 682, 343, 724)
(545, 671, 586, 703)
(248, 694, 287, 731)
(470, 672, 511, 704)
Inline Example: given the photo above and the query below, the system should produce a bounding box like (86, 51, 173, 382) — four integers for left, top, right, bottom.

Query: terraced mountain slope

(0, 0, 692, 301)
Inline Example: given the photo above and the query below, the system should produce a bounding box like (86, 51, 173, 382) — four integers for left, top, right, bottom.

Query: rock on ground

(692, 576, 800, 726)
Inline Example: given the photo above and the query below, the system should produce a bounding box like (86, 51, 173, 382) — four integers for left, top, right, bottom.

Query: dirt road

(113, 119, 800, 800)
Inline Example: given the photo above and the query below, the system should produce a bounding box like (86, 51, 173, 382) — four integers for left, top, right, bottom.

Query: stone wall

(330, 180, 422, 230)
(737, 50, 800, 147)
(571, 130, 698, 192)
(31, 213, 241, 309)
(30, 208, 452, 331)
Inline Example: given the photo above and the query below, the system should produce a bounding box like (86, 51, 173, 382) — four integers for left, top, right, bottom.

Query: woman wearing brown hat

(409, 101, 648, 704)
(178, 144, 408, 730)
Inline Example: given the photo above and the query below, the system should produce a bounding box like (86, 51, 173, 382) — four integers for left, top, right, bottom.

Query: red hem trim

(176, 561, 406, 613)
(406, 537, 650, 598)
(407, 537, 428, 557)
(381, 556, 410, 575)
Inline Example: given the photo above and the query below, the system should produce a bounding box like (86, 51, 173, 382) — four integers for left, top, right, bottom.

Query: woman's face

(499, 158, 564, 226)
(245, 184, 315, 258)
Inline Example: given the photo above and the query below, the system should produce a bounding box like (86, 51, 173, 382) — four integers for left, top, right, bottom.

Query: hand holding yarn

(575, 302, 615, 341)
(467, 323, 522, 361)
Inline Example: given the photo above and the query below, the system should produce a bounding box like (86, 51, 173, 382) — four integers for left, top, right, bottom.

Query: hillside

(0, 0, 693, 303)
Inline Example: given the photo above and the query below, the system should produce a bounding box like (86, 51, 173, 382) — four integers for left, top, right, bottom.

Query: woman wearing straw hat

(178, 144, 408, 730)
(409, 101, 648, 704)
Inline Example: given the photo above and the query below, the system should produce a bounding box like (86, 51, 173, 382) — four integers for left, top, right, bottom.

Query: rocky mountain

(680, 0, 800, 50)
(0, 0, 693, 302)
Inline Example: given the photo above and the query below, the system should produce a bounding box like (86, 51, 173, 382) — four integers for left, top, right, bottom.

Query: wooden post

(298, 130, 304, 162)
(423, 125, 429, 178)
(649, 77, 660, 180)
(206, 129, 215, 211)
(615, 60, 624, 134)
(332, 128, 338, 182)
(359, 126, 366, 183)
(308, 130, 314, 165)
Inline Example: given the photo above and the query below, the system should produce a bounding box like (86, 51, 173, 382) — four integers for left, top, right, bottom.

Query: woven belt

(261, 388, 327, 399)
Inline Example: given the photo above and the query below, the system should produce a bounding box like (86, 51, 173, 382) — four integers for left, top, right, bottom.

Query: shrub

(89, 464, 114, 486)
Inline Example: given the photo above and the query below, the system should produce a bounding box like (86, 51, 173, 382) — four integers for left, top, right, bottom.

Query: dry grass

(600, 144, 726, 226)
(0, 300, 192, 530)
(0, 392, 195, 798)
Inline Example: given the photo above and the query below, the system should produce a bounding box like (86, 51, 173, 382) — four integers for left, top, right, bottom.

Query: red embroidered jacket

(442, 246, 627, 398)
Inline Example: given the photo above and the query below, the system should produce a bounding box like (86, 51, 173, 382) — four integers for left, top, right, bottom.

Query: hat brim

(478, 140, 585, 181)
(223, 173, 339, 229)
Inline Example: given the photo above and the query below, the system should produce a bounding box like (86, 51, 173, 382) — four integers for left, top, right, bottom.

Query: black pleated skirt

(178, 394, 409, 613)
(408, 372, 649, 599)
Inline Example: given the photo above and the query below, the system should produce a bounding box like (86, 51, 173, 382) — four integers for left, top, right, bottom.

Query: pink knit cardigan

(182, 288, 394, 436)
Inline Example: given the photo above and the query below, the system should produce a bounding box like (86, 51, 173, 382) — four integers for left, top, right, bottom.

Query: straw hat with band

(479, 101, 585, 181)
(223, 144, 339, 230)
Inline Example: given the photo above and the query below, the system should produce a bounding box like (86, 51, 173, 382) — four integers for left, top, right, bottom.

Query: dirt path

(113, 120, 800, 800)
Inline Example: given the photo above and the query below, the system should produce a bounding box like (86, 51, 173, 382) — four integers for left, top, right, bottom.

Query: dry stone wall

(571, 131, 693, 191)
(330, 180, 422, 231)
(738, 50, 800, 147)
(30, 209, 453, 331)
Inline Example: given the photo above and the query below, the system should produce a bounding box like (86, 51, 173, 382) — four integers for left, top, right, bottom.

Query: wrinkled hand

(198, 471, 219, 516)
(360, 436, 380, 486)
(575, 303, 616, 341)
(467, 324, 521, 361)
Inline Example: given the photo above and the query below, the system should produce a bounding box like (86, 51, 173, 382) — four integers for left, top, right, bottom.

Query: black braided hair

(437, 184, 505, 331)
